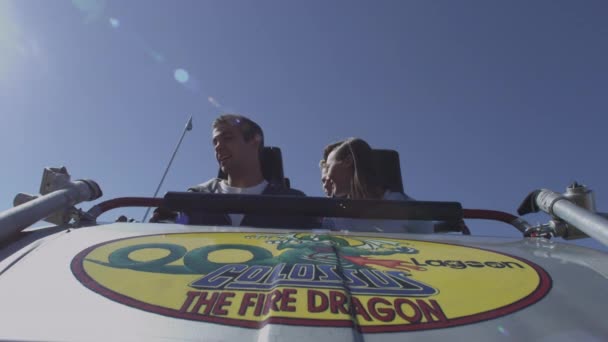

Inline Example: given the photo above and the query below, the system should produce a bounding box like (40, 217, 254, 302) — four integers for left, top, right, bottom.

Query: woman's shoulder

(382, 191, 413, 201)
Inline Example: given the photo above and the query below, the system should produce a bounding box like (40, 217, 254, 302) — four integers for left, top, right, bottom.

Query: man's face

(212, 124, 259, 175)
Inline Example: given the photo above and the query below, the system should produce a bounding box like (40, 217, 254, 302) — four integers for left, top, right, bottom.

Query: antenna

(142, 116, 193, 222)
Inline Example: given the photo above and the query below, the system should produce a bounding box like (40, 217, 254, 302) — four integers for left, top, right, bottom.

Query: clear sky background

(1, 0, 607, 250)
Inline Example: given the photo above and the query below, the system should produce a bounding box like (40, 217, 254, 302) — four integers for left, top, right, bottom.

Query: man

(153, 114, 317, 228)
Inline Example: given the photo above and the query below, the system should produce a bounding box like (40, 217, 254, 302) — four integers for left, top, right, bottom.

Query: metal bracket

(519, 182, 608, 246)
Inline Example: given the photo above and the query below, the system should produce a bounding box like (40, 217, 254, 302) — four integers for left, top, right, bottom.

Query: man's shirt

(187, 178, 319, 229)
(216, 180, 268, 226)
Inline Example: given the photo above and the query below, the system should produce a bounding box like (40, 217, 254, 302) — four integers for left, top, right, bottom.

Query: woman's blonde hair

(322, 138, 384, 199)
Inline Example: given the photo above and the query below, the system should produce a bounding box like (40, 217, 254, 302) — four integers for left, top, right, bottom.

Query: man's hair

(213, 114, 265, 154)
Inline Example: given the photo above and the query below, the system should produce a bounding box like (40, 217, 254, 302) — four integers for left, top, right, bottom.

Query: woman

(320, 138, 433, 233)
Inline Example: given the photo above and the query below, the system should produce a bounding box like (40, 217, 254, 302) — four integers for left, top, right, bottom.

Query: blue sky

(1, 0, 607, 250)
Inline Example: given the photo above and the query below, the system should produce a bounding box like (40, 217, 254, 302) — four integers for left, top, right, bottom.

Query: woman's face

(325, 149, 353, 198)
(320, 166, 332, 197)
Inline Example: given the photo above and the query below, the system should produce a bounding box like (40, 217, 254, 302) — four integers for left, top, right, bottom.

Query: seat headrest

(372, 149, 404, 194)
(261, 147, 285, 184)
(217, 146, 287, 186)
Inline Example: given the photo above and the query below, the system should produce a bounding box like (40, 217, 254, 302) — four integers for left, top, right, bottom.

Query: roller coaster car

(0, 150, 607, 341)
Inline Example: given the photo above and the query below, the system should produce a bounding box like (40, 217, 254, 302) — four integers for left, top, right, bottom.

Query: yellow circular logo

(71, 233, 551, 332)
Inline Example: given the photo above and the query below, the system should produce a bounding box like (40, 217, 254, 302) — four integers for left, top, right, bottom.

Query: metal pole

(0, 180, 102, 242)
(552, 199, 608, 247)
(142, 116, 193, 222)
(534, 189, 608, 247)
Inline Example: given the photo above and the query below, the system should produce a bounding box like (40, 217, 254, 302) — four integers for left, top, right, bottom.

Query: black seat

(218, 146, 290, 188)
(372, 149, 404, 194)
(371, 149, 468, 234)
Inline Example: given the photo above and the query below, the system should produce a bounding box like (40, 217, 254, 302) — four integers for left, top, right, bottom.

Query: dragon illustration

(88, 233, 425, 274)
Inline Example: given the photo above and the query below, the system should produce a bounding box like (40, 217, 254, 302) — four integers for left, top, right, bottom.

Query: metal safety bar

(162, 192, 463, 221)
(84, 193, 531, 235)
